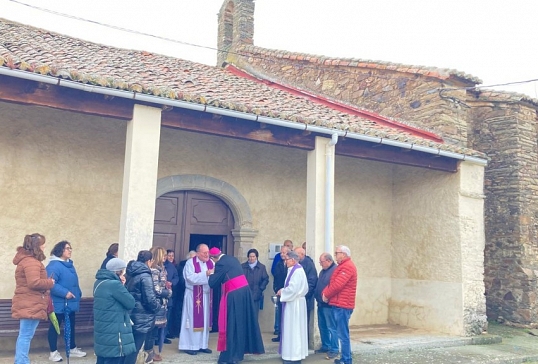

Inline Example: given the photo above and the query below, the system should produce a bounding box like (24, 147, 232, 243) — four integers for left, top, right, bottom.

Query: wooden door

(153, 191, 235, 259)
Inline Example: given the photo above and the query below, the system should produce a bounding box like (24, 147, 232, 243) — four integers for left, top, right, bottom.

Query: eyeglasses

(64, 247, 73, 251)
(334, 251, 343, 255)
(319, 260, 327, 264)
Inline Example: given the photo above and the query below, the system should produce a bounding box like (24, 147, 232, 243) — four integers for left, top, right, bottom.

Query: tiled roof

(237, 44, 483, 85)
(0, 18, 485, 159)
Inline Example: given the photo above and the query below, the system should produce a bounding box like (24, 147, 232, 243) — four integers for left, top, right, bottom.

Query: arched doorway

(154, 174, 259, 260)
(153, 190, 234, 260)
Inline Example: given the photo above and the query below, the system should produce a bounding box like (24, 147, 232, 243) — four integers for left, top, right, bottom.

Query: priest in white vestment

(277, 249, 309, 363)
(179, 244, 214, 355)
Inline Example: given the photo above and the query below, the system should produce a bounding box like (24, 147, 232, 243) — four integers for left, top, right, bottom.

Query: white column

(306, 136, 335, 260)
(306, 135, 335, 348)
(459, 161, 487, 335)
(118, 104, 162, 262)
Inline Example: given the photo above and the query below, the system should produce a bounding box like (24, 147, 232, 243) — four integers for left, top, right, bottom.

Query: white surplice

(178, 257, 211, 351)
(280, 264, 309, 361)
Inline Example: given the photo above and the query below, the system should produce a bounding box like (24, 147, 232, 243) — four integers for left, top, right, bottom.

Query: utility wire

(4, 0, 538, 95)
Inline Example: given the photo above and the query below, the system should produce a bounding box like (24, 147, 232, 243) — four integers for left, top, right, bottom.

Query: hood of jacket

(126, 260, 151, 278)
(48, 255, 74, 268)
(13, 247, 33, 265)
(95, 268, 121, 281)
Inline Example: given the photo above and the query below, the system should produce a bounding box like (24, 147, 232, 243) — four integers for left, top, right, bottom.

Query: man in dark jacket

(94, 258, 136, 364)
(271, 240, 293, 338)
(124, 250, 161, 364)
(271, 245, 291, 342)
(314, 253, 338, 359)
(295, 247, 318, 339)
(164, 250, 179, 342)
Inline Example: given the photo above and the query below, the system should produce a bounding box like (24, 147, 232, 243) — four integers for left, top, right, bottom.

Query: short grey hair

(287, 250, 300, 261)
(322, 253, 334, 262)
(336, 245, 351, 257)
(186, 250, 196, 259)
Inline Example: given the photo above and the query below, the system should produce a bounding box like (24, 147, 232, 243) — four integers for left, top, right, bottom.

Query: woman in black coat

(241, 249, 269, 320)
(123, 251, 161, 364)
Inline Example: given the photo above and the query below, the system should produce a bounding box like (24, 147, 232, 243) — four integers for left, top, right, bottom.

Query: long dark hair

(22, 233, 46, 262)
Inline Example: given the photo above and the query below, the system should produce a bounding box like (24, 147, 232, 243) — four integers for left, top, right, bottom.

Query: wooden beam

(0, 75, 134, 119)
(161, 108, 316, 150)
(336, 139, 459, 172)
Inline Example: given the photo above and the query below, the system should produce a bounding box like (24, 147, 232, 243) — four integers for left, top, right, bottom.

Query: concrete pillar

(459, 161, 488, 335)
(306, 135, 336, 348)
(118, 104, 162, 262)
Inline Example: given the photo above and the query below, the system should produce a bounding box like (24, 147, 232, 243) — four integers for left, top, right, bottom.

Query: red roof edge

(225, 64, 444, 143)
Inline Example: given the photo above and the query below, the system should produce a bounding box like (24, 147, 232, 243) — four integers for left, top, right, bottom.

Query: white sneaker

(70, 347, 87, 358)
(49, 351, 63, 362)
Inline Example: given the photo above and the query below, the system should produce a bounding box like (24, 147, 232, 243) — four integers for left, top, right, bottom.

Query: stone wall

(469, 100, 538, 326)
(230, 48, 472, 147)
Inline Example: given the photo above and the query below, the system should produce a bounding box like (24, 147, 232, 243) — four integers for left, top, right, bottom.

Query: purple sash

(279, 263, 302, 353)
(192, 256, 214, 331)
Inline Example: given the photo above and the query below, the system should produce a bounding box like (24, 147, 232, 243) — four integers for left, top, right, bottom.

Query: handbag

(135, 349, 148, 364)
(154, 306, 167, 327)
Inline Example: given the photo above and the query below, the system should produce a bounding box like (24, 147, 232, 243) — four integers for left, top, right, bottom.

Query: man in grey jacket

(314, 253, 339, 359)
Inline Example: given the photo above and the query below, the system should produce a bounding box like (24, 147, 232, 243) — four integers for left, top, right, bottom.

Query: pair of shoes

(69, 347, 87, 358)
(184, 350, 198, 355)
(145, 350, 154, 364)
(163, 338, 172, 344)
(271, 336, 280, 342)
(199, 348, 212, 353)
(153, 353, 162, 362)
(333, 359, 349, 364)
(49, 350, 63, 362)
(315, 348, 329, 354)
(326, 352, 338, 359)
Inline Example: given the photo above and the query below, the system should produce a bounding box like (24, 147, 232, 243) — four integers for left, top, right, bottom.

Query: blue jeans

(318, 306, 339, 354)
(333, 307, 353, 364)
(15, 319, 40, 364)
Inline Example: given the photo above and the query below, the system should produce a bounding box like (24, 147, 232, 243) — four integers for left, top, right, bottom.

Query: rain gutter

(0, 67, 487, 166)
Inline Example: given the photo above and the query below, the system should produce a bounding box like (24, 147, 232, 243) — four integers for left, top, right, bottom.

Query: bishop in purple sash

(208, 248, 265, 364)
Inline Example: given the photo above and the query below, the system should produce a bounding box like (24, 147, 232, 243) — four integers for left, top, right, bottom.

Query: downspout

(325, 133, 338, 254)
(0, 68, 488, 166)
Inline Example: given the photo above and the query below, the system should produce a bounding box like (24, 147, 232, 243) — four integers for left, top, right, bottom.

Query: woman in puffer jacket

(93, 258, 136, 364)
(124, 250, 161, 364)
(148, 247, 172, 362)
(12, 233, 55, 364)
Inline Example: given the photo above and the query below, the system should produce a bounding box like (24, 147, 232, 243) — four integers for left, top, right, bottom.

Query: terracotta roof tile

(0, 18, 486, 159)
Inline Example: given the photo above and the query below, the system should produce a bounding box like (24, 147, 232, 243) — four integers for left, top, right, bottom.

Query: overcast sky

(1, 0, 537, 98)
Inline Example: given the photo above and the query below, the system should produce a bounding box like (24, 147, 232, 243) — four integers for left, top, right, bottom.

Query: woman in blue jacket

(46, 241, 86, 362)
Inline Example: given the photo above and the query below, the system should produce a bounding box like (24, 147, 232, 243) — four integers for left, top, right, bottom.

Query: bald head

(294, 247, 305, 260)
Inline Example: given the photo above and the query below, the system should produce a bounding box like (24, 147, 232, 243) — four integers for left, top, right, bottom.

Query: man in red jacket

(322, 245, 357, 364)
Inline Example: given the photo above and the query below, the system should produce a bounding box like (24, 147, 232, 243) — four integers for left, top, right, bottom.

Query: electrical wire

(4, 0, 538, 96)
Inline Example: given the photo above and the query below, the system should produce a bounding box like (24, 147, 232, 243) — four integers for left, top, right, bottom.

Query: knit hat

(106, 258, 127, 271)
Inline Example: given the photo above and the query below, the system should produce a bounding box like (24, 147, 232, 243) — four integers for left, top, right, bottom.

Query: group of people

(271, 240, 357, 364)
(12, 233, 357, 364)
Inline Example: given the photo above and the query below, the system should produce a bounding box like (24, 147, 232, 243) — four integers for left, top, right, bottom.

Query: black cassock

(209, 254, 265, 363)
